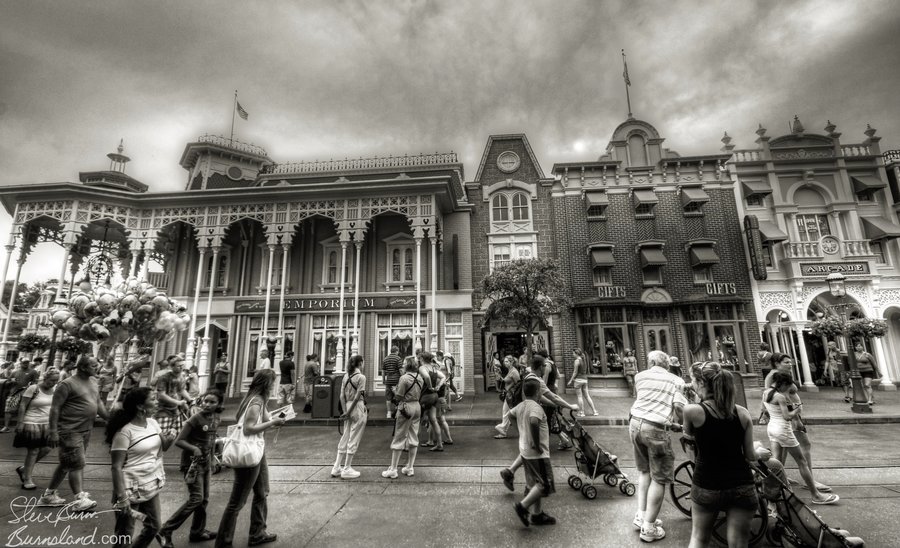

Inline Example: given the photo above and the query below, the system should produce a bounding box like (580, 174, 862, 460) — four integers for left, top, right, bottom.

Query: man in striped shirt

(628, 350, 687, 543)
(382, 346, 403, 418)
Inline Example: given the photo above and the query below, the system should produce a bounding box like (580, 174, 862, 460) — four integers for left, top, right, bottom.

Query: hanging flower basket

(57, 336, 92, 356)
(808, 315, 844, 339)
(844, 318, 888, 340)
(16, 333, 52, 353)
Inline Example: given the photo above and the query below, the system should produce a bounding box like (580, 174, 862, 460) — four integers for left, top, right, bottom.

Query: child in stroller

(558, 409, 636, 499)
(754, 444, 864, 548)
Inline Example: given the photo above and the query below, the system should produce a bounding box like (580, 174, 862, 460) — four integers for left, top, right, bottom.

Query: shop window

(593, 266, 612, 286)
(643, 266, 663, 285)
(443, 311, 464, 392)
(692, 266, 713, 284)
(746, 194, 764, 208)
(762, 243, 774, 268)
(376, 312, 426, 385)
(795, 214, 831, 242)
(871, 241, 887, 264)
(576, 306, 640, 374)
(680, 304, 750, 371)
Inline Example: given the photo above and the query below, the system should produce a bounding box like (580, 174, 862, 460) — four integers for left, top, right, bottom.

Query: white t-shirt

(510, 399, 550, 459)
(22, 384, 54, 424)
(111, 418, 165, 489)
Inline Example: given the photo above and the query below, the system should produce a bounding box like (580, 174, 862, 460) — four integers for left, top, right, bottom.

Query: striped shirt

(630, 366, 687, 424)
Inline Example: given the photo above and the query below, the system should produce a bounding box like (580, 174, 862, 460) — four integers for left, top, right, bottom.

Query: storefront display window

(680, 304, 750, 371)
(309, 314, 352, 373)
(376, 312, 426, 385)
(576, 307, 640, 374)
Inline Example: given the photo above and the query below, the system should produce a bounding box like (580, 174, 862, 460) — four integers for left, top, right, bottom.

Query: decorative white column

(55, 243, 74, 304)
(128, 244, 140, 279)
(414, 236, 422, 351)
(262, 243, 276, 334)
(276, 243, 289, 361)
(793, 324, 818, 391)
(139, 246, 150, 281)
(185, 246, 207, 372)
(0, 251, 26, 357)
(198, 246, 219, 393)
(0, 240, 16, 352)
(430, 234, 438, 353)
(350, 240, 362, 357)
(334, 239, 349, 373)
(872, 337, 896, 390)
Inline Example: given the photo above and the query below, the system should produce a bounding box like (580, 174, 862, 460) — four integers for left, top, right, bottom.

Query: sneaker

(72, 492, 97, 512)
(248, 532, 277, 546)
(500, 468, 515, 492)
(633, 513, 662, 531)
(455, 395, 463, 402)
(513, 502, 530, 527)
(381, 469, 398, 479)
(330, 465, 343, 478)
(387, 411, 392, 418)
(401, 466, 415, 476)
(157, 532, 174, 548)
(0, 426, 10, 433)
(38, 489, 66, 506)
(640, 524, 666, 542)
(531, 512, 557, 526)
(341, 468, 360, 479)
(494, 425, 507, 436)
(188, 530, 217, 542)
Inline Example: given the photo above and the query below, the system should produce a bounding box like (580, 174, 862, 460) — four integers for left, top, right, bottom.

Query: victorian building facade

(0, 136, 474, 396)
(730, 118, 900, 390)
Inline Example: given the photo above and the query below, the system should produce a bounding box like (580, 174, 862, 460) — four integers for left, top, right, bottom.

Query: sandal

(420, 442, 434, 447)
(811, 494, 839, 505)
(16, 466, 26, 485)
(493, 434, 508, 439)
(429, 445, 444, 452)
(22, 482, 37, 490)
(843, 396, 852, 403)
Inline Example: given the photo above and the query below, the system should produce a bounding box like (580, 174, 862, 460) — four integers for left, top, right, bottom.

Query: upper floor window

(491, 191, 531, 223)
(628, 134, 648, 166)
(871, 241, 887, 264)
(204, 249, 231, 289)
(795, 214, 831, 242)
(320, 239, 353, 288)
(384, 235, 415, 285)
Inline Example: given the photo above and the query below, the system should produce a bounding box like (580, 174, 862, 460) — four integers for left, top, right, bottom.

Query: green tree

(481, 258, 572, 361)
(1, 279, 58, 312)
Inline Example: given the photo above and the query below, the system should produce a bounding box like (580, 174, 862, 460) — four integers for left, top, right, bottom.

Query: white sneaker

(72, 492, 97, 512)
(640, 524, 666, 542)
(633, 512, 662, 531)
(381, 469, 398, 479)
(341, 467, 360, 479)
(38, 489, 66, 506)
(330, 465, 343, 478)
(387, 411, 392, 418)
(401, 466, 414, 476)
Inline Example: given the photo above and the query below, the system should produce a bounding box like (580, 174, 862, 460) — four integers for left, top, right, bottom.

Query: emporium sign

(799, 262, 870, 276)
(234, 295, 425, 314)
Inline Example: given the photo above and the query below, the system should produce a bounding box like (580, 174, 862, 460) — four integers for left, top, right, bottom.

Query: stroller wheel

(603, 474, 617, 487)
(621, 482, 636, 496)
(570, 476, 583, 490)
(581, 484, 598, 500)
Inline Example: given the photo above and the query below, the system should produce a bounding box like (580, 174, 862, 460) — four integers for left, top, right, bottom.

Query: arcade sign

(799, 262, 870, 276)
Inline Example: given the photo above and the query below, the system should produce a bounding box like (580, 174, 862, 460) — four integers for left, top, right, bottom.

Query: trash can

(311, 375, 335, 419)
(330, 373, 344, 417)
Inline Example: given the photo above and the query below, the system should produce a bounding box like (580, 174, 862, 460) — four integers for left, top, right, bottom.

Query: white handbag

(221, 404, 265, 469)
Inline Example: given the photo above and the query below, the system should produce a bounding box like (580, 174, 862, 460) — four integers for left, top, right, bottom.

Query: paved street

(1, 421, 898, 547)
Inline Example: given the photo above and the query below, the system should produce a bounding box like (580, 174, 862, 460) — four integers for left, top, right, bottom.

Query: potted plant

(808, 315, 845, 339)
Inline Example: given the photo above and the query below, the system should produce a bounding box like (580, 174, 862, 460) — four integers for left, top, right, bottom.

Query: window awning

(590, 248, 616, 266)
(758, 220, 789, 243)
(681, 187, 710, 207)
(742, 180, 773, 197)
(633, 190, 658, 206)
(861, 216, 900, 241)
(689, 245, 720, 267)
(851, 175, 887, 195)
(585, 192, 609, 208)
(640, 247, 667, 267)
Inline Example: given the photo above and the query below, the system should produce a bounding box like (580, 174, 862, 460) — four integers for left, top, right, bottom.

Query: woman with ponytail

(107, 387, 176, 548)
(683, 362, 757, 547)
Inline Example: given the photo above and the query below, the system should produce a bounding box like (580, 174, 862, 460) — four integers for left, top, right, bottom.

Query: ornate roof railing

(883, 150, 900, 163)
(197, 134, 268, 157)
(260, 151, 458, 175)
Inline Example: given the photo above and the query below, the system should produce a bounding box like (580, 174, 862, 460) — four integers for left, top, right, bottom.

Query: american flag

(236, 101, 249, 120)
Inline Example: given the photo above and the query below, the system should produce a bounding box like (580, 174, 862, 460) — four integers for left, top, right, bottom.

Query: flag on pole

(622, 49, 631, 86)
(236, 101, 249, 120)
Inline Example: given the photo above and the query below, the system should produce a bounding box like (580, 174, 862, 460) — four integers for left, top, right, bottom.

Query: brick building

(549, 118, 762, 390)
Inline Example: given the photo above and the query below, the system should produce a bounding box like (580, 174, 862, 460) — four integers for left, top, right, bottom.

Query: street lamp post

(825, 273, 872, 414)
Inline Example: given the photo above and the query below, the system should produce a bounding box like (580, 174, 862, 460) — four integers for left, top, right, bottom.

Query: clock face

(497, 151, 520, 173)
(820, 235, 839, 255)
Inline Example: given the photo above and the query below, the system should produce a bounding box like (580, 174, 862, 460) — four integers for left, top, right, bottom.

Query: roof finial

(792, 115, 804, 134)
(117, 138, 124, 154)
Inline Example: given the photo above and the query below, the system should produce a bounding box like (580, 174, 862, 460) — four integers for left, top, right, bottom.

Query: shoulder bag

(221, 400, 265, 469)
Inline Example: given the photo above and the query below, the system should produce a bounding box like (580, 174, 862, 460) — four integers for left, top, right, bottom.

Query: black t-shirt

(279, 359, 296, 384)
(179, 412, 220, 470)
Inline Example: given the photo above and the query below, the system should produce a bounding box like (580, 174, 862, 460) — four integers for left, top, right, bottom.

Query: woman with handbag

(13, 367, 60, 490)
(107, 387, 177, 548)
(383, 357, 423, 478)
(331, 355, 368, 479)
(566, 349, 597, 417)
(215, 369, 285, 548)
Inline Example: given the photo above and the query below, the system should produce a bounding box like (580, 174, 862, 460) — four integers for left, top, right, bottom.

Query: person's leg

(23, 447, 41, 484)
(160, 469, 204, 536)
(509, 454, 523, 473)
(495, 400, 510, 436)
(688, 503, 717, 548)
(46, 463, 67, 492)
(643, 480, 666, 526)
(785, 445, 824, 500)
(113, 503, 136, 548)
(863, 377, 873, 404)
(637, 471, 651, 516)
(131, 496, 162, 548)
(214, 462, 260, 547)
(574, 383, 586, 415)
(248, 456, 270, 540)
(428, 408, 442, 447)
(389, 449, 402, 471)
(580, 384, 597, 415)
(725, 505, 755, 548)
(406, 446, 418, 469)
(189, 467, 211, 537)
(439, 414, 452, 443)
(67, 469, 84, 498)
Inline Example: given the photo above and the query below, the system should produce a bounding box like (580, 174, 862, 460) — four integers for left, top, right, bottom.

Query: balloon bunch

(50, 278, 191, 347)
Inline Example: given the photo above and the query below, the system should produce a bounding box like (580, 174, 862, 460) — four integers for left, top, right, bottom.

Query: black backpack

(505, 376, 524, 407)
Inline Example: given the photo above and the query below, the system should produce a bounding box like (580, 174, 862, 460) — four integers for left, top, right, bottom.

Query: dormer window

(585, 192, 609, 220)
(633, 190, 658, 218)
(681, 186, 709, 215)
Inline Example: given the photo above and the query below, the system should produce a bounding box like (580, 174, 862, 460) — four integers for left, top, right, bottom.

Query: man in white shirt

(628, 350, 687, 543)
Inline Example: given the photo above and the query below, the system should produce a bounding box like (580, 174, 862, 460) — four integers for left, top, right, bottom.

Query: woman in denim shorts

(683, 362, 756, 547)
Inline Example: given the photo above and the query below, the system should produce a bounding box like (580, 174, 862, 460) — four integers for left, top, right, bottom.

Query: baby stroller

(560, 409, 635, 499)
(754, 459, 864, 547)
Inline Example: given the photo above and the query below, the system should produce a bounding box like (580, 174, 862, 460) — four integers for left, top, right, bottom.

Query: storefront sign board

(234, 295, 425, 314)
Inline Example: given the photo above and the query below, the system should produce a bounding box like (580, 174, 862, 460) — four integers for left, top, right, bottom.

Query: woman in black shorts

(683, 362, 757, 547)
(854, 343, 880, 406)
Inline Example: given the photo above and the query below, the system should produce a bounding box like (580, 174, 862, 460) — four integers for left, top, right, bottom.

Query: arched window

(492, 194, 509, 221)
(404, 248, 413, 280)
(392, 249, 401, 281)
(512, 192, 529, 220)
(628, 134, 648, 166)
(327, 251, 338, 284)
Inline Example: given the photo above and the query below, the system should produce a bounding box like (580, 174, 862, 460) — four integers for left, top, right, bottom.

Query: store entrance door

(644, 325, 671, 356)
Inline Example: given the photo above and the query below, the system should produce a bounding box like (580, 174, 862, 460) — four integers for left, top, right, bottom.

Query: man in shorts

(155, 355, 192, 434)
(629, 350, 687, 542)
(510, 377, 557, 527)
(278, 351, 296, 405)
(40, 356, 108, 510)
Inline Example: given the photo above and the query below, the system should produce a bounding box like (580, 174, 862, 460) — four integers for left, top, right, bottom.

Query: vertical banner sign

(744, 215, 767, 280)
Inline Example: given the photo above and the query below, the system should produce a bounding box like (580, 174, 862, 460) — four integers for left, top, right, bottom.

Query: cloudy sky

(1, 0, 899, 282)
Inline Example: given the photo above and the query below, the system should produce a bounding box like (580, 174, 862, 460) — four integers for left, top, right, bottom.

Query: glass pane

(404, 249, 413, 281)
(627, 324, 640, 370)
(378, 314, 391, 327)
(647, 330, 657, 352)
(684, 305, 706, 322)
(714, 325, 738, 366)
(599, 307, 622, 324)
(660, 329, 669, 354)
(685, 322, 710, 364)
(577, 307, 596, 324)
(580, 324, 602, 372)
(603, 327, 624, 371)
(248, 335, 259, 378)
(313, 315, 327, 328)
(709, 304, 733, 321)
(445, 311, 462, 324)
(445, 325, 462, 337)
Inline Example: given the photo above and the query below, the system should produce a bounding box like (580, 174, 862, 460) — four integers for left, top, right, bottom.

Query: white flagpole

(230, 90, 237, 143)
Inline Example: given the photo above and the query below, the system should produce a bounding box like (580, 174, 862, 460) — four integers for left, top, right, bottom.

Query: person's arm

(672, 402, 685, 426)
(341, 375, 366, 419)
(542, 387, 577, 410)
(568, 359, 579, 387)
(14, 386, 35, 432)
(110, 449, 130, 511)
(528, 415, 541, 451)
(541, 365, 550, 385)
(737, 406, 756, 465)
(96, 392, 109, 420)
(242, 400, 285, 435)
(775, 393, 801, 419)
(155, 376, 181, 407)
(681, 404, 700, 437)
(47, 383, 69, 448)
(174, 419, 201, 456)
(434, 370, 446, 391)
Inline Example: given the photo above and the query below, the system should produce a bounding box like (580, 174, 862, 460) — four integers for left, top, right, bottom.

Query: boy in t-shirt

(509, 378, 557, 527)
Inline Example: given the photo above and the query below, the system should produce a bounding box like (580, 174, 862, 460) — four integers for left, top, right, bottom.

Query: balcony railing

(841, 144, 872, 157)
(146, 272, 169, 291)
(731, 150, 763, 163)
(784, 242, 821, 259)
(841, 240, 872, 257)
(197, 134, 269, 157)
(260, 152, 458, 175)
(884, 150, 900, 162)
